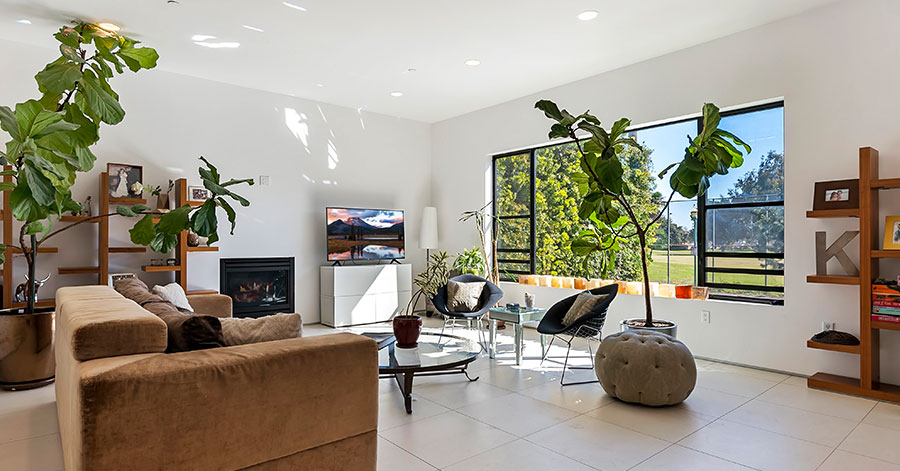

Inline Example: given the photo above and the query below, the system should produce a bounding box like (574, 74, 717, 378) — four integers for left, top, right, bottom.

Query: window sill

(501, 281, 784, 307)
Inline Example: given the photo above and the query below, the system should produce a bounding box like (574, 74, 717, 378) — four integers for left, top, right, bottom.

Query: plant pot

(0, 307, 56, 391)
(157, 193, 170, 210)
(393, 315, 422, 348)
(620, 318, 677, 338)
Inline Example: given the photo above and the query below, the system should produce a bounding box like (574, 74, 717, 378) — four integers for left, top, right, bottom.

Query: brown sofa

(55, 285, 378, 471)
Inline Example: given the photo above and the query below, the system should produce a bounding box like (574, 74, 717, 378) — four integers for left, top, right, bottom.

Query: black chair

(538, 283, 618, 386)
(432, 274, 504, 349)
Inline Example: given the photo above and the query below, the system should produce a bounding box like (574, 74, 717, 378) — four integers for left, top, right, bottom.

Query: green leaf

(593, 157, 624, 194)
(570, 238, 599, 256)
(713, 129, 752, 154)
(220, 178, 255, 187)
(9, 185, 49, 221)
(0, 106, 20, 141)
(116, 205, 138, 217)
(700, 103, 721, 141)
(548, 123, 569, 140)
(129, 214, 155, 245)
(150, 231, 178, 253)
(116, 46, 159, 71)
(190, 199, 218, 238)
(23, 162, 56, 205)
(534, 100, 565, 122)
(79, 70, 125, 124)
(73, 146, 97, 171)
(24, 221, 45, 235)
(609, 118, 631, 140)
(657, 162, 678, 179)
(157, 204, 191, 234)
(0, 182, 15, 191)
(59, 44, 85, 64)
(217, 197, 237, 235)
(577, 122, 609, 147)
(54, 27, 82, 48)
(31, 119, 78, 139)
(35, 61, 82, 95)
(198, 156, 220, 183)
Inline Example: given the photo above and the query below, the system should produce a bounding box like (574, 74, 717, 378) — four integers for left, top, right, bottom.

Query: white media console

(320, 264, 412, 327)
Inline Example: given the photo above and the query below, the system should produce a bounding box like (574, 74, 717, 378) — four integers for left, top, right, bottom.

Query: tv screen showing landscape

(326, 208, 405, 261)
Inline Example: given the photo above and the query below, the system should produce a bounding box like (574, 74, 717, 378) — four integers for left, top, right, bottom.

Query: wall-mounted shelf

(187, 290, 218, 295)
(142, 265, 182, 272)
(806, 275, 860, 285)
(58, 266, 101, 275)
(806, 340, 861, 354)
(8, 247, 59, 254)
(59, 215, 99, 223)
(9, 299, 56, 310)
(872, 178, 900, 189)
(108, 197, 147, 205)
(109, 246, 147, 253)
(187, 246, 218, 252)
(806, 209, 860, 218)
(873, 250, 900, 258)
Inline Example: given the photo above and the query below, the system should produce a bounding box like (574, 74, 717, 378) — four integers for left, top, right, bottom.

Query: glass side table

(488, 307, 547, 365)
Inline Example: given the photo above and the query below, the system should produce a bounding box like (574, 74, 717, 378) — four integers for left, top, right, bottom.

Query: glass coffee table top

(378, 333, 482, 373)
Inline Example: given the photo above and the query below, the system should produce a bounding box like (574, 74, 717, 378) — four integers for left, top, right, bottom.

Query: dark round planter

(0, 307, 56, 391)
(393, 315, 422, 348)
(620, 318, 678, 338)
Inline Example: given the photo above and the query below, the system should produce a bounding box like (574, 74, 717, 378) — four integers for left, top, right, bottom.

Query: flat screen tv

(326, 207, 405, 261)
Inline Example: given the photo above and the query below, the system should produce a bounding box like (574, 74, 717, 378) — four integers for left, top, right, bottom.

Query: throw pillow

(447, 280, 485, 312)
(153, 283, 194, 312)
(561, 291, 609, 326)
(220, 313, 303, 346)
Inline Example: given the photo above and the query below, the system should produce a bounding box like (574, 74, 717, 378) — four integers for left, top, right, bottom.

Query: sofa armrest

(75, 333, 377, 471)
(187, 293, 232, 318)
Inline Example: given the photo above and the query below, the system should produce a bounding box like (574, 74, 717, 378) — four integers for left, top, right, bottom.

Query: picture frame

(108, 272, 137, 286)
(884, 216, 900, 250)
(813, 179, 859, 211)
(189, 185, 210, 202)
(107, 163, 144, 199)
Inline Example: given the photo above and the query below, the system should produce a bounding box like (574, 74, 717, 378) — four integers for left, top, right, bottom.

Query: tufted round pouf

(594, 330, 696, 406)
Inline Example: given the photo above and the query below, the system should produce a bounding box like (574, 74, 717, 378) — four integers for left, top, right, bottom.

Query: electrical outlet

(822, 321, 835, 331)
(259, 175, 270, 186)
(701, 310, 711, 324)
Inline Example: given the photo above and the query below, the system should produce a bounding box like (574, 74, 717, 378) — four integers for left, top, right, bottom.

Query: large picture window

(492, 101, 784, 304)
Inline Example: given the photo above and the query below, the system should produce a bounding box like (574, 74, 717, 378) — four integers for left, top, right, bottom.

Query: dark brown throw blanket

(114, 278, 224, 352)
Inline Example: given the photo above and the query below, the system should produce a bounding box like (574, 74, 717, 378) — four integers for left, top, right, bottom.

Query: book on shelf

(873, 306, 900, 316)
(874, 299, 900, 308)
(873, 281, 900, 295)
(873, 314, 900, 323)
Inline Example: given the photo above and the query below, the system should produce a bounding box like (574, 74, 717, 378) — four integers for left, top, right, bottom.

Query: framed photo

(884, 217, 900, 250)
(813, 179, 859, 211)
(107, 163, 143, 198)
(189, 185, 210, 202)
(108, 272, 137, 286)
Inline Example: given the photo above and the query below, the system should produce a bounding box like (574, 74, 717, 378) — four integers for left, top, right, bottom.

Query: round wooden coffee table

(378, 333, 482, 413)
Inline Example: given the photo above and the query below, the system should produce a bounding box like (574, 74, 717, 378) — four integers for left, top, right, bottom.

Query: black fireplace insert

(220, 257, 295, 318)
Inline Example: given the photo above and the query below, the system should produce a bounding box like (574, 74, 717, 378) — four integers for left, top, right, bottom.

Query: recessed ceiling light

(191, 34, 216, 41)
(282, 2, 308, 11)
(314, 83, 325, 88)
(194, 41, 241, 49)
(390, 91, 404, 97)
(577, 10, 599, 21)
(405, 68, 417, 73)
(464, 59, 481, 66)
(241, 24, 264, 32)
(15, 19, 31, 25)
(97, 22, 120, 32)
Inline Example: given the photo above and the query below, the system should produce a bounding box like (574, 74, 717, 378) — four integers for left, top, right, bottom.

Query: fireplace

(220, 258, 295, 318)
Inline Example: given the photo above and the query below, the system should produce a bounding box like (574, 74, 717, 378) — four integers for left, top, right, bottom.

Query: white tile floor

(4, 319, 900, 470)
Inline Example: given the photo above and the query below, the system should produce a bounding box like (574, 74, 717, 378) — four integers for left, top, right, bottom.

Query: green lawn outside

(647, 249, 784, 294)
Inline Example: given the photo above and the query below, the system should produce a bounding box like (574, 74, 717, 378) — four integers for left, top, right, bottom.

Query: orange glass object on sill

(675, 285, 693, 299)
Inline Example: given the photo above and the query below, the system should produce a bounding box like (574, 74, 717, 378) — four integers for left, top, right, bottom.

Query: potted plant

(395, 251, 452, 347)
(452, 246, 485, 276)
(535, 100, 750, 337)
(0, 22, 253, 390)
(149, 180, 175, 211)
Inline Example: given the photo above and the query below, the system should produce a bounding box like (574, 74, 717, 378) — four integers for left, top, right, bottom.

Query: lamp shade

(419, 206, 438, 249)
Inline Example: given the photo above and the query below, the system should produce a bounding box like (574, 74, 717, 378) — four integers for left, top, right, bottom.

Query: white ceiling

(0, 0, 838, 123)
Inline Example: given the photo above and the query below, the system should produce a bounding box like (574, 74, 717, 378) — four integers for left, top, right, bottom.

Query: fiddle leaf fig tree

(535, 100, 751, 326)
(0, 22, 253, 313)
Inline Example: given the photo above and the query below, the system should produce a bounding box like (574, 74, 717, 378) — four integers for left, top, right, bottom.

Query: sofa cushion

(447, 280, 485, 312)
(152, 283, 194, 312)
(56, 285, 168, 361)
(115, 278, 224, 353)
(221, 313, 302, 346)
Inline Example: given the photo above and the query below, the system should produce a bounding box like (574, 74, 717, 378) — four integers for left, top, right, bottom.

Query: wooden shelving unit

(806, 209, 860, 218)
(806, 147, 900, 403)
(142, 265, 182, 272)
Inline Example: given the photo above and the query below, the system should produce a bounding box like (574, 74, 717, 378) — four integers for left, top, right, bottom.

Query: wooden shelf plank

(109, 246, 147, 253)
(8, 247, 59, 254)
(142, 265, 182, 272)
(187, 246, 218, 252)
(186, 290, 218, 295)
(108, 197, 147, 205)
(873, 178, 900, 189)
(9, 299, 55, 309)
(806, 209, 860, 218)
(59, 215, 99, 223)
(807, 340, 861, 354)
(808, 372, 861, 396)
(187, 200, 205, 207)
(58, 266, 100, 275)
(873, 250, 900, 258)
(806, 275, 860, 285)
(873, 320, 900, 331)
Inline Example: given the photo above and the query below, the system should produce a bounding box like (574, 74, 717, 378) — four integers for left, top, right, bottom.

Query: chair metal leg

(541, 326, 601, 386)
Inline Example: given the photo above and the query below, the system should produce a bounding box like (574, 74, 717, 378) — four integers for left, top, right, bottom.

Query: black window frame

(491, 100, 785, 306)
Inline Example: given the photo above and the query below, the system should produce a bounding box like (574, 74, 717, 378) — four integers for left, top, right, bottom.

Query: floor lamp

(420, 206, 438, 316)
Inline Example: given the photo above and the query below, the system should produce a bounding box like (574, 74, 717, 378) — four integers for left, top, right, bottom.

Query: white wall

(431, 0, 900, 379)
(0, 38, 432, 324)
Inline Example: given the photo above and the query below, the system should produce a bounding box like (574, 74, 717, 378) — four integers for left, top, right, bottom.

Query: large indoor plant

(0, 22, 252, 389)
(535, 100, 750, 335)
